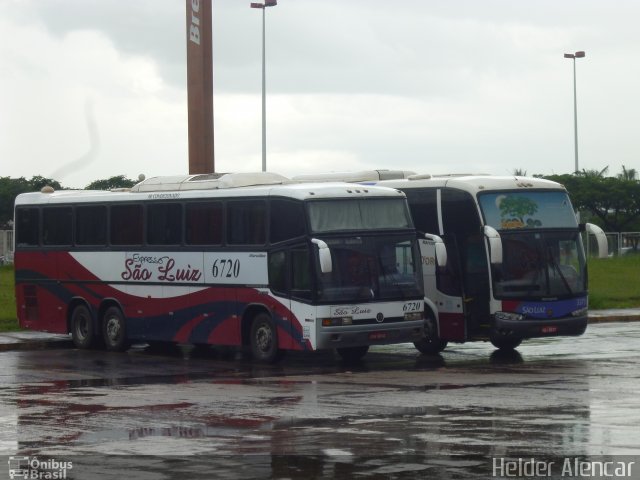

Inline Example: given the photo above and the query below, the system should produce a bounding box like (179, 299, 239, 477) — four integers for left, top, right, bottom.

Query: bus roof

(292, 170, 566, 196)
(14, 173, 407, 206)
(293, 169, 416, 183)
(379, 175, 567, 195)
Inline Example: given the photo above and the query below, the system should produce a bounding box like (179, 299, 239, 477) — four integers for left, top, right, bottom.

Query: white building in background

(0, 229, 13, 264)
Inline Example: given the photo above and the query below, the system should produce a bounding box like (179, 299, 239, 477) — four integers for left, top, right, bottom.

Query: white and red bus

(13, 173, 425, 362)
(294, 171, 609, 353)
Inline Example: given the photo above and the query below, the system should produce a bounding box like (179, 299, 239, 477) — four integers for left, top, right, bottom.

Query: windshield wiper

(547, 246, 573, 295)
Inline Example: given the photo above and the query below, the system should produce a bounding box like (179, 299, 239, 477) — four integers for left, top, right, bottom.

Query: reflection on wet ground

(1, 323, 639, 478)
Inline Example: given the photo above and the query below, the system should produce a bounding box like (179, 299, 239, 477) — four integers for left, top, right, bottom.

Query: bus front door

(461, 234, 491, 338)
(421, 238, 466, 342)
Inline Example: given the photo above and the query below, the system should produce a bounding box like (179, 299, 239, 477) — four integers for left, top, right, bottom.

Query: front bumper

(493, 313, 588, 339)
(315, 320, 424, 350)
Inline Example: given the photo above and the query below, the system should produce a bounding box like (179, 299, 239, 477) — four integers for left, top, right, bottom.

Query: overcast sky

(2, 0, 639, 188)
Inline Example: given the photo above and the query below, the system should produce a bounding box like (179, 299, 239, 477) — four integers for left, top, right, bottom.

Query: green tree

(545, 173, 640, 232)
(28, 176, 62, 191)
(0, 176, 63, 228)
(85, 175, 136, 190)
(576, 166, 609, 178)
(618, 165, 638, 181)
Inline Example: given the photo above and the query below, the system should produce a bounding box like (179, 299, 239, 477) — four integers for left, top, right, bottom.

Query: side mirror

(311, 238, 333, 273)
(483, 226, 503, 265)
(424, 233, 447, 267)
(584, 223, 608, 258)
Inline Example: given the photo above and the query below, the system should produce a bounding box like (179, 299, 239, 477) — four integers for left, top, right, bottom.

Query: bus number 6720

(211, 259, 241, 278)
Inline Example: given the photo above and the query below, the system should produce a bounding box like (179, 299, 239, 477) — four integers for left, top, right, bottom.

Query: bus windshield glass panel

(478, 191, 578, 230)
(479, 191, 585, 299)
(493, 230, 587, 299)
(307, 199, 412, 233)
(316, 235, 422, 302)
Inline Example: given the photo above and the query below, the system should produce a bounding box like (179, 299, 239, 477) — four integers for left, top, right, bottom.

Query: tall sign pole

(186, 0, 214, 174)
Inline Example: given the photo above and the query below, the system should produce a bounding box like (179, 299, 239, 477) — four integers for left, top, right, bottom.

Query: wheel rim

(76, 312, 89, 341)
(105, 316, 121, 343)
(255, 323, 273, 353)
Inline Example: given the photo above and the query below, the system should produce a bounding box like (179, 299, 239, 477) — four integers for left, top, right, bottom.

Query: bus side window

(227, 200, 266, 246)
(42, 207, 72, 246)
(405, 189, 439, 235)
(111, 204, 143, 246)
(291, 246, 312, 300)
(268, 247, 312, 300)
(185, 202, 223, 245)
(147, 203, 182, 245)
(75, 205, 107, 246)
(270, 199, 306, 243)
(268, 251, 287, 295)
(437, 236, 462, 296)
(15, 208, 40, 246)
(438, 189, 482, 296)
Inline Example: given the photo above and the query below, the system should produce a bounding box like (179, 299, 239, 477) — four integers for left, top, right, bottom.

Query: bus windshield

(493, 230, 587, 299)
(308, 198, 412, 233)
(478, 191, 578, 230)
(316, 235, 422, 303)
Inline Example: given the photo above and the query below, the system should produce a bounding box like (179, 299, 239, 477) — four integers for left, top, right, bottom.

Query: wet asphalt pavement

(1, 322, 640, 479)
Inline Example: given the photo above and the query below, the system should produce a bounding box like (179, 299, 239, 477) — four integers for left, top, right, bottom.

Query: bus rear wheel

(250, 313, 283, 363)
(102, 306, 130, 352)
(71, 304, 95, 349)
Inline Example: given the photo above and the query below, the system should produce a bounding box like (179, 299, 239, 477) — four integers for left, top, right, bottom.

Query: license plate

(541, 326, 558, 334)
(369, 332, 387, 341)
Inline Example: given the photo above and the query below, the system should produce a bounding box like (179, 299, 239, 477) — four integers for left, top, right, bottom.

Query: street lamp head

(575, 51, 585, 58)
(251, 0, 276, 7)
(564, 53, 575, 59)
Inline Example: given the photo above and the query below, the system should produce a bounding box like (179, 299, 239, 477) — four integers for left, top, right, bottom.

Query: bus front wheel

(414, 336, 448, 355)
(490, 336, 522, 351)
(102, 306, 130, 352)
(414, 310, 448, 355)
(71, 304, 95, 349)
(250, 313, 283, 363)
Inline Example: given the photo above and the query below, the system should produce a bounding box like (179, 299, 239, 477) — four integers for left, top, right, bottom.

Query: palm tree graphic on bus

(497, 195, 542, 229)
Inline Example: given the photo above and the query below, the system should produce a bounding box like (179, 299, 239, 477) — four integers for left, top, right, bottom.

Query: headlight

(404, 312, 424, 321)
(494, 311, 524, 322)
(321, 317, 353, 327)
(571, 307, 588, 317)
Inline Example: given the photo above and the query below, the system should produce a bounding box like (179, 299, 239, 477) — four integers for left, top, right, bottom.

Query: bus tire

(414, 337, 448, 355)
(250, 313, 283, 363)
(490, 336, 522, 351)
(71, 304, 95, 349)
(102, 306, 130, 352)
(413, 309, 448, 355)
(336, 345, 369, 362)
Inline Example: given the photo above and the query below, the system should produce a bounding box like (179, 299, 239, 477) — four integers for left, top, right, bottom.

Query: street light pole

(250, 1, 277, 172)
(564, 50, 585, 174)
